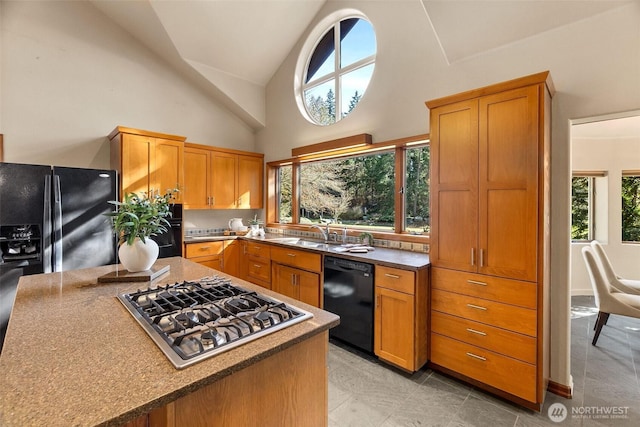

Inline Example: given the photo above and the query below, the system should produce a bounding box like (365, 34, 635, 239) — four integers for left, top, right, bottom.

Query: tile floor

(327, 296, 640, 426)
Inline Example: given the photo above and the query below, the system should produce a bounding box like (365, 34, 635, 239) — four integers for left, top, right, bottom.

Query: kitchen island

(0, 257, 339, 427)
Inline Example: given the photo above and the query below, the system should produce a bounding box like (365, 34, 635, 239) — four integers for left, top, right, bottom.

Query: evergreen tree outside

(571, 176, 590, 240)
(622, 175, 640, 242)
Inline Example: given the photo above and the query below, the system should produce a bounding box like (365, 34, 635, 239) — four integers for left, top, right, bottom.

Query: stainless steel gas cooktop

(117, 276, 313, 369)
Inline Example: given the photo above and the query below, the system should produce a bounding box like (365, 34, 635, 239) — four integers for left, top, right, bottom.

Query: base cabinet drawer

(271, 247, 321, 273)
(431, 289, 537, 337)
(247, 255, 271, 283)
(430, 333, 536, 402)
(431, 311, 536, 364)
(431, 267, 537, 309)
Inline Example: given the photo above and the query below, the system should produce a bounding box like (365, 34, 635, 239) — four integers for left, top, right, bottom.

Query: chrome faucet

(310, 224, 330, 243)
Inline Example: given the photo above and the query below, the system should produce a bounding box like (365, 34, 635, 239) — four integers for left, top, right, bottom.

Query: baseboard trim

(548, 380, 573, 399)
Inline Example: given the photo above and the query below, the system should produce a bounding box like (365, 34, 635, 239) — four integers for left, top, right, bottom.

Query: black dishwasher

(323, 256, 374, 352)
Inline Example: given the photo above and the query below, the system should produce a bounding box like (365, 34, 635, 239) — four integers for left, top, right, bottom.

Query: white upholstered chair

(581, 246, 640, 346)
(590, 240, 640, 295)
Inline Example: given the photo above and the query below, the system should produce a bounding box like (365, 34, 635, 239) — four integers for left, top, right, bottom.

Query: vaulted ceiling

(90, 0, 633, 131)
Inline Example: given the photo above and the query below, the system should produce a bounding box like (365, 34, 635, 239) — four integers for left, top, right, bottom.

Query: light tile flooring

(327, 296, 640, 426)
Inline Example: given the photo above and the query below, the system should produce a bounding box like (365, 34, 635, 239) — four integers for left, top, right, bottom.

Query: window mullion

(334, 24, 341, 122)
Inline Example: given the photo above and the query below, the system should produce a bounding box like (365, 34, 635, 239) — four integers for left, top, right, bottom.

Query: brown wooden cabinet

(185, 241, 225, 270)
(183, 142, 263, 209)
(426, 71, 553, 409)
(271, 246, 322, 308)
(223, 239, 240, 277)
(374, 265, 428, 372)
(245, 241, 272, 289)
(109, 126, 185, 202)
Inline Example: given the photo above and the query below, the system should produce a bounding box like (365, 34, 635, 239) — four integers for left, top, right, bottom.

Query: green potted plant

(106, 188, 178, 272)
(248, 214, 263, 236)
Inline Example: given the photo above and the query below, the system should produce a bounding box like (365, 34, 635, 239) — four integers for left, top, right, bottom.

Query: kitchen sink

(267, 237, 301, 244)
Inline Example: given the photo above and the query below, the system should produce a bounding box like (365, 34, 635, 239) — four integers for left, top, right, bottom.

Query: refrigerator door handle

(52, 174, 63, 272)
(43, 175, 53, 273)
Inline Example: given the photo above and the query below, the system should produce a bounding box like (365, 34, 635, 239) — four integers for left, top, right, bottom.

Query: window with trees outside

(301, 16, 376, 126)
(622, 171, 640, 242)
(571, 175, 594, 241)
(269, 136, 430, 238)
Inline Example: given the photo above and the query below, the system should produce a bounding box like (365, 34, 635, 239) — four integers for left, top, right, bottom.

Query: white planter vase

(118, 237, 159, 272)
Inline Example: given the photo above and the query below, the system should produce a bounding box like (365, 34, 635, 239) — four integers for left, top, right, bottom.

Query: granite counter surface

(0, 257, 339, 427)
(185, 233, 430, 270)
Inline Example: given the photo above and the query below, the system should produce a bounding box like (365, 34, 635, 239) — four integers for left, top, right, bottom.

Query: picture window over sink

(268, 135, 429, 239)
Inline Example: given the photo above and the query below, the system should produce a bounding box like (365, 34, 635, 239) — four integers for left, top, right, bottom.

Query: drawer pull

(466, 352, 487, 361)
(466, 328, 487, 336)
(200, 246, 210, 250)
(466, 303, 487, 311)
(467, 280, 487, 286)
(384, 273, 401, 279)
(253, 264, 262, 268)
(287, 253, 296, 257)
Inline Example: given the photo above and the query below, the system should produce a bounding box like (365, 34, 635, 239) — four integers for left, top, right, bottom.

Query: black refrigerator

(0, 163, 117, 352)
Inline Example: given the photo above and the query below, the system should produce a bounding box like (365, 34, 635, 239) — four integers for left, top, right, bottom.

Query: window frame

(266, 134, 430, 244)
(621, 170, 640, 243)
(299, 14, 376, 125)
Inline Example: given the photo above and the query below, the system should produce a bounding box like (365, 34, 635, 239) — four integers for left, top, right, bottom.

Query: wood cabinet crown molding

(108, 126, 186, 142)
(425, 71, 554, 110)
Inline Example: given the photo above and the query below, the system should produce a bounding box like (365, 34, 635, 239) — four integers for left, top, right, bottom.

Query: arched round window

(300, 16, 376, 126)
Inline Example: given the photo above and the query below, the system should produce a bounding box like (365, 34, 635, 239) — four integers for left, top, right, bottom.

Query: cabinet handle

(467, 280, 487, 286)
(466, 303, 487, 311)
(291, 274, 296, 285)
(376, 295, 380, 307)
(200, 246, 210, 250)
(253, 264, 261, 268)
(471, 248, 475, 266)
(466, 328, 487, 336)
(287, 253, 296, 257)
(480, 249, 484, 267)
(466, 352, 487, 361)
(384, 273, 400, 279)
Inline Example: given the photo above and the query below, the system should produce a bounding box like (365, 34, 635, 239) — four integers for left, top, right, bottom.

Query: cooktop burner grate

(117, 276, 313, 369)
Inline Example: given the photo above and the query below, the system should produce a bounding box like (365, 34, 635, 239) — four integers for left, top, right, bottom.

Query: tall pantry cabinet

(426, 72, 553, 410)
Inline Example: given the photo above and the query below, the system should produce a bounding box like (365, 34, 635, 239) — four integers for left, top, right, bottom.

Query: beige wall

(256, 1, 640, 391)
(0, 0, 255, 169)
(571, 134, 640, 295)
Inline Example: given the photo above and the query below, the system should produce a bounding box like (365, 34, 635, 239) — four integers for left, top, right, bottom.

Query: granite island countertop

(0, 257, 339, 427)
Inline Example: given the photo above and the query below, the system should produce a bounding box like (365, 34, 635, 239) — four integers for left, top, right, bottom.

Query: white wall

(0, 0, 255, 169)
(571, 135, 640, 295)
(257, 0, 640, 391)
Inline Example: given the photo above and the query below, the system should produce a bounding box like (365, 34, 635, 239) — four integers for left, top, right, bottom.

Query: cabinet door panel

(223, 240, 240, 278)
(478, 86, 538, 281)
(297, 269, 320, 308)
(237, 155, 263, 209)
(183, 148, 210, 209)
(211, 152, 237, 208)
(121, 134, 151, 196)
(374, 287, 414, 371)
(154, 139, 183, 202)
(272, 264, 297, 300)
(430, 100, 479, 271)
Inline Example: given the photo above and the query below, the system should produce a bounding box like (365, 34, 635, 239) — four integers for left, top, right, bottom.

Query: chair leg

(592, 311, 609, 346)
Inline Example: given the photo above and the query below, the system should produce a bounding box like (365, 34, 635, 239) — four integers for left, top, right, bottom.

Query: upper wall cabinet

(109, 126, 185, 202)
(183, 142, 263, 210)
(428, 80, 546, 282)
